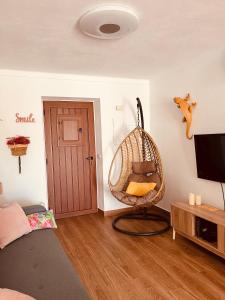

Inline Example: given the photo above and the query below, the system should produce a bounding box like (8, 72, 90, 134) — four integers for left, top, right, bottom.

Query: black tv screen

(194, 134, 225, 183)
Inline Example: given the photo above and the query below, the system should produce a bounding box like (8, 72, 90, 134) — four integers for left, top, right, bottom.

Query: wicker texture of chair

(108, 98, 170, 236)
(108, 126, 165, 207)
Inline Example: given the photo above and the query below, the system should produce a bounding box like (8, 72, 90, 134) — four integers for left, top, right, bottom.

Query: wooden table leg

(172, 228, 176, 240)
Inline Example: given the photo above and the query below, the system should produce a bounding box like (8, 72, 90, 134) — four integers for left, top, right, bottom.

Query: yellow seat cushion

(126, 181, 156, 196)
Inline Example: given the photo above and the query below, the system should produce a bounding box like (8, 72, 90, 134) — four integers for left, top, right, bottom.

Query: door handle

(86, 156, 94, 160)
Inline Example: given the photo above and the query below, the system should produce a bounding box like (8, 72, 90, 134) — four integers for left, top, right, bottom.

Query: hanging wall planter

(6, 136, 30, 174)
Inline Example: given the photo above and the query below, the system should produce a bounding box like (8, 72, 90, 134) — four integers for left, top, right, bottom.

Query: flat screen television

(194, 134, 225, 183)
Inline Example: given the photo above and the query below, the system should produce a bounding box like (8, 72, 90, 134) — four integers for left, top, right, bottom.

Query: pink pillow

(0, 202, 31, 249)
(0, 289, 35, 299)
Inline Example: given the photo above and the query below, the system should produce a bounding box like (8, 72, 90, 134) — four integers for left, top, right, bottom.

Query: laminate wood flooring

(55, 213, 225, 300)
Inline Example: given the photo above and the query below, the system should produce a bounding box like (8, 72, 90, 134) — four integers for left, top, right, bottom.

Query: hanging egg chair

(108, 98, 170, 236)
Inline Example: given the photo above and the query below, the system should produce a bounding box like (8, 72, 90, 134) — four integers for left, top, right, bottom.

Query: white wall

(0, 70, 150, 211)
(150, 50, 225, 211)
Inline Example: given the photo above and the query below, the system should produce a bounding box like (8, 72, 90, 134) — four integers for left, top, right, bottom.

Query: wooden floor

(55, 212, 225, 300)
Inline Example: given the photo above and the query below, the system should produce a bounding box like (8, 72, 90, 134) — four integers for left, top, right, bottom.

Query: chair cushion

(132, 161, 156, 174)
(126, 182, 156, 196)
(112, 190, 157, 206)
(125, 173, 161, 191)
(146, 173, 161, 190)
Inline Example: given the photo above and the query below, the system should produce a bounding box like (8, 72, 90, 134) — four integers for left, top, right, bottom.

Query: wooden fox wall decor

(173, 93, 197, 140)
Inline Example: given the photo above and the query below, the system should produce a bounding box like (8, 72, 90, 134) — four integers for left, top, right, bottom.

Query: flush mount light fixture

(78, 5, 139, 39)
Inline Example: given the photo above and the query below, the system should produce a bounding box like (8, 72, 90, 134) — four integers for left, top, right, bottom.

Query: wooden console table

(171, 201, 225, 259)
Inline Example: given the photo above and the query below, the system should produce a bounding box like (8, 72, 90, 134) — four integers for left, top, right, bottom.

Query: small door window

(57, 116, 83, 147)
(63, 119, 79, 141)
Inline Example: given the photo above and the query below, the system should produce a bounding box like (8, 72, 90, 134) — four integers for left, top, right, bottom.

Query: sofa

(0, 205, 90, 300)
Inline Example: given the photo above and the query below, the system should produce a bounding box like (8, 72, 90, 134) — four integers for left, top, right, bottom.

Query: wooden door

(43, 101, 97, 219)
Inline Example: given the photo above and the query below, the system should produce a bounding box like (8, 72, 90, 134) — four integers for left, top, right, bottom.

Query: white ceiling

(0, 0, 225, 78)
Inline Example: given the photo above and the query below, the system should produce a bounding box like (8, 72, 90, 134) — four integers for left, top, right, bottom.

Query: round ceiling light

(78, 5, 139, 40)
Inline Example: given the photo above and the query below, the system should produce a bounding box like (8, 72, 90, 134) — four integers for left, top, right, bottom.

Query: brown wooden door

(43, 101, 97, 219)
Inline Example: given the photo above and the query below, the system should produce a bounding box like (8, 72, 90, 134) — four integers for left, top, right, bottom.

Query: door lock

(86, 156, 94, 160)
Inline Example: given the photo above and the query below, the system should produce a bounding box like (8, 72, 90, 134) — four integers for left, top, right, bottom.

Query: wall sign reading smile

(15, 113, 35, 123)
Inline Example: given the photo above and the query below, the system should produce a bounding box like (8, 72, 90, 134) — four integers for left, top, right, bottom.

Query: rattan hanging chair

(108, 98, 170, 236)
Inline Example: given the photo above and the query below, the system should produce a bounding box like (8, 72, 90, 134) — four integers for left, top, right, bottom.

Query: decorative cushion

(125, 173, 161, 191)
(132, 161, 156, 174)
(0, 288, 35, 300)
(112, 190, 157, 206)
(27, 210, 57, 231)
(126, 182, 156, 196)
(0, 202, 32, 249)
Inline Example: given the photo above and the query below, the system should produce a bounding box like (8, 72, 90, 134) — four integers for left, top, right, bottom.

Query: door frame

(42, 97, 104, 214)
